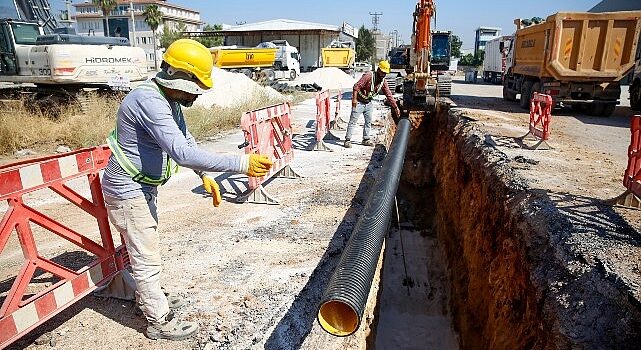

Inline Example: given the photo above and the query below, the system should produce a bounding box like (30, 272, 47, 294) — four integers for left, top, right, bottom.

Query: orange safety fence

(608, 115, 641, 209)
(0, 146, 129, 349)
(238, 103, 301, 205)
(312, 90, 340, 151)
(520, 92, 553, 150)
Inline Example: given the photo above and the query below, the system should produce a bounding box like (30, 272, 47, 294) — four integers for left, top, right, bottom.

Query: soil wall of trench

(394, 106, 641, 349)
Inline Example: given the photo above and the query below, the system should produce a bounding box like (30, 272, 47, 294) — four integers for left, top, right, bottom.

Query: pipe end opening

(317, 300, 359, 337)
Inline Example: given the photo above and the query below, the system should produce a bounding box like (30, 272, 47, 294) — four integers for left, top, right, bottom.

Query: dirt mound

(296, 68, 356, 91)
(194, 67, 285, 108)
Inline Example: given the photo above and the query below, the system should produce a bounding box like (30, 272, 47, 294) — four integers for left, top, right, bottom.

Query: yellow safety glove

(240, 154, 273, 177)
(201, 175, 222, 207)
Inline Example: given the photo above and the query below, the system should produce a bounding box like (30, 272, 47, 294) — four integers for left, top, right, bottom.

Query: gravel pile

(296, 67, 356, 91)
(194, 67, 285, 109)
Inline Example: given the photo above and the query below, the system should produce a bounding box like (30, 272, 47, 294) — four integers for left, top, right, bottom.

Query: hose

(317, 117, 410, 336)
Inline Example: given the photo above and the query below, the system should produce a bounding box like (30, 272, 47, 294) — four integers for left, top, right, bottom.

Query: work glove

(240, 154, 273, 177)
(202, 175, 222, 207)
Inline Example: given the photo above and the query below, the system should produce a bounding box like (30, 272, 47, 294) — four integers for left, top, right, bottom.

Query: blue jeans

(345, 101, 374, 141)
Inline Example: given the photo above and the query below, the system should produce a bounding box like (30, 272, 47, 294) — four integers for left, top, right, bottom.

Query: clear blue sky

(57, 0, 596, 49)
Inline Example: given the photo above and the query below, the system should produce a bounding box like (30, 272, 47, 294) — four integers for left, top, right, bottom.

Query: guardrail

(607, 115, 641, 209)
(520, 92, 552, 150)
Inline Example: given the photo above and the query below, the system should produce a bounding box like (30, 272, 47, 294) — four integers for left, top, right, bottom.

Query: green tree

(355, 25, 376, 62)
(451, 35, 462, 58)
(159, 22, 187, 49)
(459, 53, 475, 66)
(92, 0, 117, 36)
(143, 4, 163, 71)
(195, 24, 223, 48)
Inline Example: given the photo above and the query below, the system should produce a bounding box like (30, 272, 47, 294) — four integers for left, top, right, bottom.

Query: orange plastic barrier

(0, 146, 129, 349)
(624, 116, 641, 193)
(239, 103, 301, 204)
(521, 92, 553, 149)
(312, 90, 339, 151)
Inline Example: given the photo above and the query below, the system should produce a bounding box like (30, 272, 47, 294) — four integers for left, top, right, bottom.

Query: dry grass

(0, 88, 303, 157)
(0, 93, 119, 156)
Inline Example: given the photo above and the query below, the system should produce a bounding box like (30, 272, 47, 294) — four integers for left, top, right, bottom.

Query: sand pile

(194, 67, 285, 109)
(296, 67, 356, 90)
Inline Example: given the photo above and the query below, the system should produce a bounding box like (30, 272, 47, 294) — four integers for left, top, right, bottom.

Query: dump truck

(502, 11, 641, 116)
(631, 58, 641, 111)
(210, 41, 301, 82)
(482, 35, 512, 84)
(321, 40, 355, 74)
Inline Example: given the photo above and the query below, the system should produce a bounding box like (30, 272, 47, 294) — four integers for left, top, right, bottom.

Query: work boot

(136, 295, 186, 316)
(146, 311, 199, 341)
(343, 139, 352, 148)
(362, 139, 374, 146)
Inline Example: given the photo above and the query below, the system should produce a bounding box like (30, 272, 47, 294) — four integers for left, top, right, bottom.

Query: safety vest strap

(106, 81, 177, 186)
(357, 72, 384, 101)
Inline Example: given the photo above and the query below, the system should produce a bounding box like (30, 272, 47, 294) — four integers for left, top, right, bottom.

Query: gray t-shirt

(102, 80, 242, 199)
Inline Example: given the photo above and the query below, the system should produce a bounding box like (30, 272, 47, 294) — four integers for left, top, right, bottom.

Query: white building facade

(73, 0, 203, 70)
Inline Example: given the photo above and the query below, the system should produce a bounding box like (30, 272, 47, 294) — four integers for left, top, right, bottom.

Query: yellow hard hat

(378, 60, 391, 74)
(162, 39, 213, 88)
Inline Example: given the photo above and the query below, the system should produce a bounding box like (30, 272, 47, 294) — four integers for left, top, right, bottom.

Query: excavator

(402, 0, 443, 112)
(0, 0, 147, 112)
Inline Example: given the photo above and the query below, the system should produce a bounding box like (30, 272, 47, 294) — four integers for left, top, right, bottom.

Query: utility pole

(369, 12, 382, 32)
(129, 1, 136, 47)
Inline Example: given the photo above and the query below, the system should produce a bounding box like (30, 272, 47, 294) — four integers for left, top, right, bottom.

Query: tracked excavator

(402, 0, 447, 112)
(0, 0, 147, 112)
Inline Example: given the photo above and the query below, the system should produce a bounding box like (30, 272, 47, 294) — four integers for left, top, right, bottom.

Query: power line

(369, 12, 382, 32)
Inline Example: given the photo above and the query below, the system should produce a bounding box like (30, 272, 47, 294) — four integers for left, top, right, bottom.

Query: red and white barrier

(238, 103, 301, 205)
(0, 146, 130, 349)
(312, 90, 340, 151)
(608, 115, 641, 209)
(521, 92, 553, 149)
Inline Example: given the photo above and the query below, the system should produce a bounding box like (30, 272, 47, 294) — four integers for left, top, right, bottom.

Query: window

(11, 23, 40, 44)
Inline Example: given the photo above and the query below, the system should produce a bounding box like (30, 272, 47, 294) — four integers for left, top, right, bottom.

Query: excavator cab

(430, 31, 451, 72)
(0, 19, 37, 75)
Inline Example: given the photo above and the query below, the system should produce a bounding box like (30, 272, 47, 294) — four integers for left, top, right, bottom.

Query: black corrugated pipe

(317, 117, 411, 336)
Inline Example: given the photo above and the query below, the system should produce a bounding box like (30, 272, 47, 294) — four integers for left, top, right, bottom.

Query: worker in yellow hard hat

(102, 38, 273, 341)
(345, 60, 400, 148)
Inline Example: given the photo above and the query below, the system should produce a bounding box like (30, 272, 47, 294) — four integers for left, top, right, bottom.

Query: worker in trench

(344, 60, 401, 148)
(101, 39, 273, 341)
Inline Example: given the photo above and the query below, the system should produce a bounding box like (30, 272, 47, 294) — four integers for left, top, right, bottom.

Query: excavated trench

(367, 106, 641, 349)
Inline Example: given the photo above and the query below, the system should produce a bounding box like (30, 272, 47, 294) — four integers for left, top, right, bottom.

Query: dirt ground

(1, 93, 402, 350)
(2, 74, 641, 349)
(449, 78, 640, 229)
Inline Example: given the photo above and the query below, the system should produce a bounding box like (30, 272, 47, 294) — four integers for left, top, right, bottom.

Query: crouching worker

(102, 39, 273, 340)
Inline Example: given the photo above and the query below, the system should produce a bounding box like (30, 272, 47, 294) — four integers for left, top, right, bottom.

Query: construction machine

(0, 0, 148, 111)
(210, 41, 301, 82)
(321, 40, 356, 75)
(631, 58, 641, 111)
(503, 11, 641, 116)
(403, 0, 438, 110)
(430, 30, 452, 96)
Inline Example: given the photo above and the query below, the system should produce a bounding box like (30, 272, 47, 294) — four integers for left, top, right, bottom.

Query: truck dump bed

(513, 11, 641, 81)
(321, 48, 355, 69)
(210, 47, 277, 69)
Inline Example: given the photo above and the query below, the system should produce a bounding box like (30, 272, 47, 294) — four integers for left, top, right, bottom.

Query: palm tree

(92, 0, 118, 37)
(143, 4, 163, 71)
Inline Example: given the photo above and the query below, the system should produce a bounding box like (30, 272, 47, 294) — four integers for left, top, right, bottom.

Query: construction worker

(344, 60, 401, 148)
(101, 39, 273, 341)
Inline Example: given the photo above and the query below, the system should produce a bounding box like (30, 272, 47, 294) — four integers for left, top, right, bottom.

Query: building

(72, 0, 203, 70)
(474, 27, 501, 54)
(220, 19, 357, 71)
(589, 0, 641, 12)
(373, 31, 393, 61)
